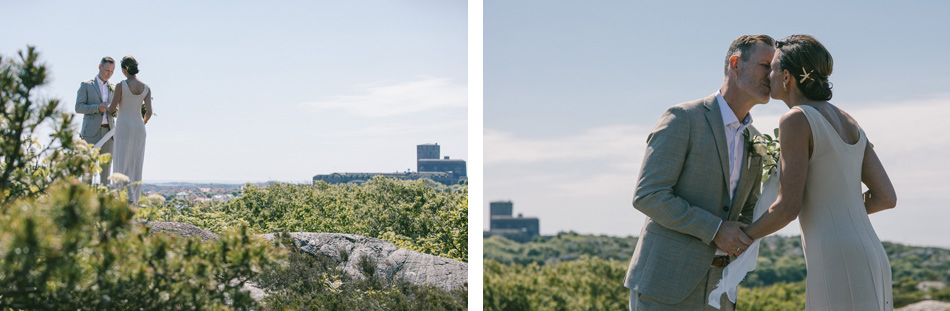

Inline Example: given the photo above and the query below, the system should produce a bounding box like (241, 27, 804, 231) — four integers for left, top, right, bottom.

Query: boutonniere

(747, 128, 781, 182)
(107, 83, 114, 92)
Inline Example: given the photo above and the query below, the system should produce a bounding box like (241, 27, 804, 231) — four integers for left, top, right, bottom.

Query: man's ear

(729, 55, 740, 75)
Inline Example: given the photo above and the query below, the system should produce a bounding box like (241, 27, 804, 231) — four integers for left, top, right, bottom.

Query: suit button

(723, 206, 730, 212)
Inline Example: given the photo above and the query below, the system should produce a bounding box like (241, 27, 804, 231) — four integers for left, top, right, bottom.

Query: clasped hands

(714, 221, 753, 257)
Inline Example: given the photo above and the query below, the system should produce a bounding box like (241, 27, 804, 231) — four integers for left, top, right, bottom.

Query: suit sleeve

(75, 82, 98, 114)
(738, 170, 761, 225)
(633, 106, 722, 245)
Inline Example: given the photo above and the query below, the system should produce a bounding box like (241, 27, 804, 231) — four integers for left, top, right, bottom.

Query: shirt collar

(95, 76, 105, 86)
(716, 91, 753, 128)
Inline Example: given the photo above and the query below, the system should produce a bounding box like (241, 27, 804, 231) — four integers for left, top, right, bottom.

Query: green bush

(484, 256, 629, 311)
(736, 281, 806, 311)
(0, 180, 285, 310)
(484, 257, 806, 311)
(141, 177, 468, 262)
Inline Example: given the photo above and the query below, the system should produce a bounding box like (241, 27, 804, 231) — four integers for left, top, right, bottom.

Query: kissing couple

(76, 55, 153, 204)
(623, 34, 897, 311)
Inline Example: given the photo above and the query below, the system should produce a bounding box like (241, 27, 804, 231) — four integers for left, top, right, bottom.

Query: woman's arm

(861, 141, 896, 214)
(107, 83, 122, 114)
(743, 109, 811, 240)
(143, 88, 152, 124)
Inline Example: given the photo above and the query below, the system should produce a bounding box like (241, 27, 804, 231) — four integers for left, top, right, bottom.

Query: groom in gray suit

(624, 35, 775, 310)
(76, 56, 116, 184)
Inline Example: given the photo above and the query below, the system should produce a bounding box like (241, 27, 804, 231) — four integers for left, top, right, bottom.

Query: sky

(2, 0, 467, 184)
(484, 1, 950, 248)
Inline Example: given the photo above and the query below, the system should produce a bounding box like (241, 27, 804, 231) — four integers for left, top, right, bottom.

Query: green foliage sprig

(750, 128, 781, 183)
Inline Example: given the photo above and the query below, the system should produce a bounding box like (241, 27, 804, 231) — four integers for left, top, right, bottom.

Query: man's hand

(98, 104, 107, 113)
(713, 221, 753, 256)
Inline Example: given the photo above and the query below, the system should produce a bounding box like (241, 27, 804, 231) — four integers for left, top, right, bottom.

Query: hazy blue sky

(2, 0, 467, 184)
(484, 1, 950, 248)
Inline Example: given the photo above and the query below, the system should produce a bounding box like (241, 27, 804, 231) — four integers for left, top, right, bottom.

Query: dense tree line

(484, 233, 950, 310)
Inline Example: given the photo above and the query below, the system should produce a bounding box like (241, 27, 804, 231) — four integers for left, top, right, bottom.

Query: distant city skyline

(2, 0, 467, 184)
(485, 1, 950, 248)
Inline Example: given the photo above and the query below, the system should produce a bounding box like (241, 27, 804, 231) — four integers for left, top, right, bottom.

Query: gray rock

(139, 222, 467, 294)
(898, 300, 950, 311)
(146, 221, 220, 241)
(261, 232, 467, 291)
(243, 281, 267, 300)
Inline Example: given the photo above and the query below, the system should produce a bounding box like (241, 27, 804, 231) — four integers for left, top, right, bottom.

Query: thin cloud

(320, 121, 466, 138)
(301, 77, 466, 118)
(484, 125, 648, 165)
(485, 125, 646, 197)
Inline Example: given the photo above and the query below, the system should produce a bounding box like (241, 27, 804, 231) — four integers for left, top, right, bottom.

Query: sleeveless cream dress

(112, 80, 148, 204)
(794, 105, 892, 310)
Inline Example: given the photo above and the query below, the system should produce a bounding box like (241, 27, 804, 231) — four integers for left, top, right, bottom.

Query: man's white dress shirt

(714, 91, 752, 255)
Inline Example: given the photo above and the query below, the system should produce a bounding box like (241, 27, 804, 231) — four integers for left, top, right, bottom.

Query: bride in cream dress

(740, 35, 897, 310)
(107, 56, 152, 204)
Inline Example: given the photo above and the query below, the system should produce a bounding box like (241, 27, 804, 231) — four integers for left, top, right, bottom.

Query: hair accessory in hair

(800, 67, 815, 83)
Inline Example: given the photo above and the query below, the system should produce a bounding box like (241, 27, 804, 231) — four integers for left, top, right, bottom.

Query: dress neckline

(123, 80, 147, 96)
(796, 105, 864, 147)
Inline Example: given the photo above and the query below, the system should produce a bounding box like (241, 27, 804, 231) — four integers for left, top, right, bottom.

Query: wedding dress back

(112, 80, 148, 203)
(794, 105, 892, 310)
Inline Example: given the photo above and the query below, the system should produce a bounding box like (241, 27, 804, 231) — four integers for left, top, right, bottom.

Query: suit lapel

(729, 131, 762, 220)
(91, 77, 104, 104)
(704, 96, 732, 192)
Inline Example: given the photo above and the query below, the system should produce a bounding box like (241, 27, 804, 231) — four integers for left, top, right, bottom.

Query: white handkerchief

(708, 169, 780, 309)
(93, 129, 115, 150)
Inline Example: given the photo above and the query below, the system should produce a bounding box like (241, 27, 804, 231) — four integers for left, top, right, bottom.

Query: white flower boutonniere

(107, 83, 114, 92)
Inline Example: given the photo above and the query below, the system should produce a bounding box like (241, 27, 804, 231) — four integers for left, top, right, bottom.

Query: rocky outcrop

(898, 300, 950, 311)
(260, 232, 467, 291)
(145, 222, 467, 292)
(146, 221, 220, 241)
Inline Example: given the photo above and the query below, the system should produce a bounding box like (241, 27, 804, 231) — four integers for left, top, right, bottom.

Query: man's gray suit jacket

(76, 77, 114, 138)
(623, 93, 763, 305)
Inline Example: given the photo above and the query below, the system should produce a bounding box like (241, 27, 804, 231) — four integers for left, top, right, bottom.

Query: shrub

(144, 177, 468, 262)
(0, 180, 285, 310)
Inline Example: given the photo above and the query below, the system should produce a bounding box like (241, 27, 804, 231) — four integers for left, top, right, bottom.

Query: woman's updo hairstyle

(776, 35, 833, 101)
(121, 55, 139, 75)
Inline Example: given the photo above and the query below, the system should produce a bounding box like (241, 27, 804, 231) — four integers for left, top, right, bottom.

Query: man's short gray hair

(723, 35, 775, 76)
